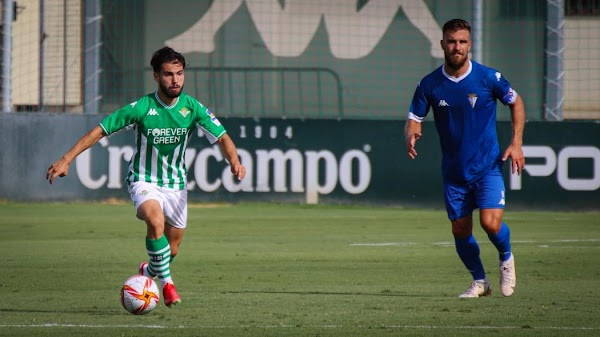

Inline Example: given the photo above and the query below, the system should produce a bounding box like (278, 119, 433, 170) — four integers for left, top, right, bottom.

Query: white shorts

(128, 181, 188, 229)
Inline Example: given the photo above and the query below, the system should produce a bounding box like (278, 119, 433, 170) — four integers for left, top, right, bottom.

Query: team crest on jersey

(205, 109, 222, 126)
(179, 107, 190, 118)
(467, 94, 478, 108)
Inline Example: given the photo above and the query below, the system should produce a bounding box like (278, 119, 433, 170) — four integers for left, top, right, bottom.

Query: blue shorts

(443, 168, 506, 221)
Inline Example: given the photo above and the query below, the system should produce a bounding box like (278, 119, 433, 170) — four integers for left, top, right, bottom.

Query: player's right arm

(47, 97, 146, 184)
(404, 119, 422, 160)
(405, 81, 428, 159)
(46, 126, 106, 184)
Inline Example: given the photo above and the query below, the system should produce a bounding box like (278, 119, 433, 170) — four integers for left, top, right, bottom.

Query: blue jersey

(408, 60, 517, 184)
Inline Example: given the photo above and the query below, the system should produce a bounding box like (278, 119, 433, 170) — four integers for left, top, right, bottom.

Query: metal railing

(173, 66, 344, 119)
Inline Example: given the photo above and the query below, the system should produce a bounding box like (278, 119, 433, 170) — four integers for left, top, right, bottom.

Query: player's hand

(46, 158, 70, 184)
(231, 162, 246, 180)
(502, 144, 525, 175)
(406, 132, 422, 159)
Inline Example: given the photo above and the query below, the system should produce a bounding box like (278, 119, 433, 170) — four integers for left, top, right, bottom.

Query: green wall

(98, 0, 546, 121)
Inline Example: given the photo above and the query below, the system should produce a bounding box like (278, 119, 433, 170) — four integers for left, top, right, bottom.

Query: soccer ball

(120, 275, 160, 315)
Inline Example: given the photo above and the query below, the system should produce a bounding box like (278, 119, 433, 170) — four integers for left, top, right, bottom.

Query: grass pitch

(0, 201, 599, 337)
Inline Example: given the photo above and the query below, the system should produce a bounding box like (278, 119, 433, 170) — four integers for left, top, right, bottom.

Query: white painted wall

(564, 18, 600, 119)
(11, 0, 82, 108)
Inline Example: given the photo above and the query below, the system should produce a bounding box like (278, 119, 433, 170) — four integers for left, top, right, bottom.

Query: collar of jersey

(442, 60, 472, 83)
(154, 91, 179, 109)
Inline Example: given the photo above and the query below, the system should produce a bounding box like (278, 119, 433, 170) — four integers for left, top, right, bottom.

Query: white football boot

(459, 279, 492, 298)
(500, 254, 516, 296)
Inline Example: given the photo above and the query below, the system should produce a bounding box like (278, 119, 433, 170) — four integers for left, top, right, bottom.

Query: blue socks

(455, 235, 485, 280)
(487, 222, 512, 262)
(455, 223, 513, 280)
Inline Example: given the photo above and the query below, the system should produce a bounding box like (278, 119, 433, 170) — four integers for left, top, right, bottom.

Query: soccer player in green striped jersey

(47, 47, 246, 307)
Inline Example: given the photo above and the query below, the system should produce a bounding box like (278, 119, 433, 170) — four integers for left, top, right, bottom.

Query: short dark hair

(442, 19, 471, 34)
(150, 47, 186, 73)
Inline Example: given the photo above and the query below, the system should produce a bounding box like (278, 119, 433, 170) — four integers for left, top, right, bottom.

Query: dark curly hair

(150, 47, 187, 73)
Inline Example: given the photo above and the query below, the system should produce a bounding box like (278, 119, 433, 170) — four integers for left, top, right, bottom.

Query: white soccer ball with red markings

(120, 275, 160, 315)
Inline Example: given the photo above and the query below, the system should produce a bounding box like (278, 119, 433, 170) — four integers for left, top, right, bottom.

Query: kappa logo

(165, 0, 444, 59)
(148, 108, 159, 116)
(495, 72, 502, 81)
(438, 100, 449, 107)
(498, 191, 505, 205)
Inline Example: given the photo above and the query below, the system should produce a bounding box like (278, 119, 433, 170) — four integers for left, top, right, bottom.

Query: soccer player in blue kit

(404, 19, 525, 297)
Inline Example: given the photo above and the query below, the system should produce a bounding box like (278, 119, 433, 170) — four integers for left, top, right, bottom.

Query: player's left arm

(503, 93, 526, 176)
(217, 134, 246, 180)
(191, 97, 245, 180)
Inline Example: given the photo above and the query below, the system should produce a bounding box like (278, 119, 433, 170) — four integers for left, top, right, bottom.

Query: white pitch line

(1, 323, 598, 331)
(350, 238, 600, 247)
(512, 239, 600, 243)
(551, 239, 600, 243)
(349, 242, 418, 246)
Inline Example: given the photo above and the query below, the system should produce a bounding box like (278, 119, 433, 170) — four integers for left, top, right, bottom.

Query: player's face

(441, 29, 471, 70)
(155, 62, 185, 99)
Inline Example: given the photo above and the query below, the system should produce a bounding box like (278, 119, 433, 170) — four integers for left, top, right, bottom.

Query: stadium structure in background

(0, 1, 598, 208)
(0, 0, 598, 121)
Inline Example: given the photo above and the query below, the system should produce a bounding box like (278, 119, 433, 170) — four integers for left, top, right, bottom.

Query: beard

(444, 52, 468, 71)
(159, 83, 184, 99)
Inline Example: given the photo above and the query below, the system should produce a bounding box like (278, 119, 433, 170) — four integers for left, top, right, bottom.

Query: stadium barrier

(1, 114, 598, 210)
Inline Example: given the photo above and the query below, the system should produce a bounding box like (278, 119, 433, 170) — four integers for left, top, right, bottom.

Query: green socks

(146, 235, 173, 286)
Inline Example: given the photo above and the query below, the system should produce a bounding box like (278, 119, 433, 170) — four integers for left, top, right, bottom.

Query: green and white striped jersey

(99, 91, 226, 190)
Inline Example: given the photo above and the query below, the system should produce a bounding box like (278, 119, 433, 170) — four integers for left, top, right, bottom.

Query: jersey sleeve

(407, 82, 429, 122)
(192, 99, 226, 144)
(99, 98, 147, 135)
(491, 71, 518, 105)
